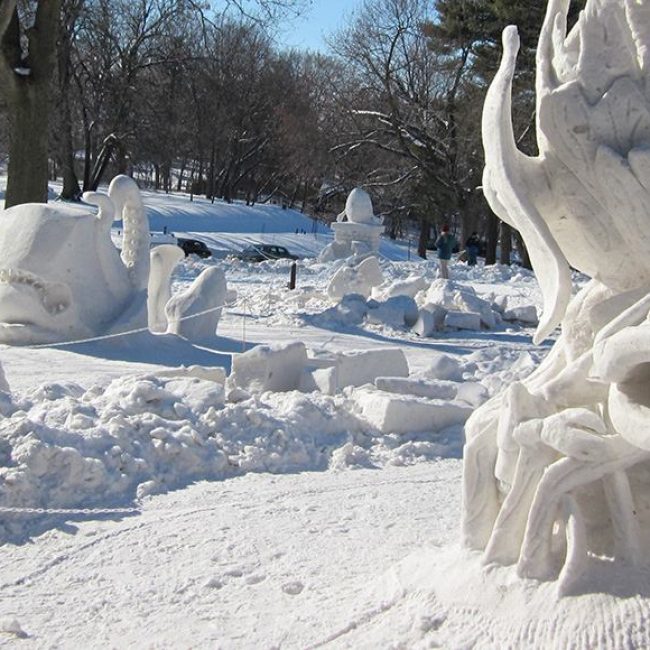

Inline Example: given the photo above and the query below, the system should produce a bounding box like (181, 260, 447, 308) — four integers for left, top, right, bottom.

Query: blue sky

(277, 0, 364, 52)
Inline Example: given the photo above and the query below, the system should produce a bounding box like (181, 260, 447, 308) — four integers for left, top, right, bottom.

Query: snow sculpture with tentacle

(464, 0, 650, 591)
(0, 175, 225, 345)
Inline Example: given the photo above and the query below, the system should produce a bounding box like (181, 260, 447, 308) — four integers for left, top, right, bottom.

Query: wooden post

(288, 262, 297, 290)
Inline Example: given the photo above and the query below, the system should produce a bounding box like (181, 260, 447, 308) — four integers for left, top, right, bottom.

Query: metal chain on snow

(0, 506, 140, 515)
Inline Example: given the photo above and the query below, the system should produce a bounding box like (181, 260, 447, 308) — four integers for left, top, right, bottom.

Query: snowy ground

(3, 187, 643, 648)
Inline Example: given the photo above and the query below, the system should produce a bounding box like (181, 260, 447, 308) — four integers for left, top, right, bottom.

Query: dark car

(235, 244, 299, 262)
(177, 238, 212, 258)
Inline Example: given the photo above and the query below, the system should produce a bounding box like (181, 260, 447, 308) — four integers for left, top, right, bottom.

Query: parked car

(177, 238, 212, 258)
(235, 244, 298, 262)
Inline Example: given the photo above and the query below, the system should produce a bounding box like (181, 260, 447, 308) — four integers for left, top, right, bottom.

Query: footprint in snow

(282, 581, 304, 595)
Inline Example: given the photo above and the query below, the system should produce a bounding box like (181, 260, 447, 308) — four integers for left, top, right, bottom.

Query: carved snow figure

(0, 175, 226, 346)
(0, 175, 150, 344)
(464, 0, 650, 591)
(148, 244, 185, 333)
(319, 188, 384, 261)
(165, 267, 227, 340)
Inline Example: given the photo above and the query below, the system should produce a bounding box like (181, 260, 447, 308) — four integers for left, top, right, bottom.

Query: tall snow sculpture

(319, 188, 384, 261)
(464, 0, 650, 588)
(0, 175, 150, 344)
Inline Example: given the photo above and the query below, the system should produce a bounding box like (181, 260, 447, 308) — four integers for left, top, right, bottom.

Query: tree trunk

(500, 221, 512, 265)
(5, 84, 52, 206)
(485, 211, 498, 265)
(417, 216, 429, 259)
(57, 0, 82, 201)
(1, 1, 62, 208)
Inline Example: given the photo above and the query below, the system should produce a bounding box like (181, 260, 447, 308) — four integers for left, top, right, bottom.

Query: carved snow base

(462, 282, 650, 587)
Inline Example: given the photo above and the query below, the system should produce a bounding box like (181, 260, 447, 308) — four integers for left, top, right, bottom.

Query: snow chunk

(227, 341, 309, 394)
(503, 304, 539, 325)
(327, 256, 383, 301)
(374, 376, 458, 401)
(412, 304, 447, 337)
(354, 388, 471, 434)
(371, 274, 429, 301)
(0, 361, 9, 392)
(424, 354, 463, 382)
(444, 311, 482, 331)
(301, 348, 409, 395)
(422, 279, 500, 331)
(367, 295, 419, 328)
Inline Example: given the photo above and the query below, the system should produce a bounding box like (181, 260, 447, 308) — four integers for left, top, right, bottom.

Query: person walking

(435, 225, 457, 279)
(465, 231, 481, 266)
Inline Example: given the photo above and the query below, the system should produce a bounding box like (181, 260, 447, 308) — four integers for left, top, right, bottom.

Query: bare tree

(328, 0, 485, 258)
(0, 0, 62, 207)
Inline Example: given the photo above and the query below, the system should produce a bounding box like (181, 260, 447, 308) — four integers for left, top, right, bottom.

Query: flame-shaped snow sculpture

(465, 0, 650, 591)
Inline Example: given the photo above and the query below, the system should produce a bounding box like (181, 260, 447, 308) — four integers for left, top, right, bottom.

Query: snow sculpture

(0, 175, 150, 344)
(165, 267, 227, 340)
(464, 0, 650, 589)
(320, 188, 384, 261)
(0, 175, 225, 345)
(148, 244, 185, 333)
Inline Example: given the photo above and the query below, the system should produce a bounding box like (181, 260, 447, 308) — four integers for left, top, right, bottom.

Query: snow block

(444, 310, 482, 331)
(354, 388, 472, 434)
(335, 294, 369, 325)
(425, 353, 463, 382)
(336, 348, 409, 389)
(367, 295, 419, 328)
(503, 304, 539, 324)
(299, 348, 409, 394)
(227, 341, 309, 393)
(412, 304, 447, 337)
(299, 366, 337, 394)
(374, 376, 458, 401)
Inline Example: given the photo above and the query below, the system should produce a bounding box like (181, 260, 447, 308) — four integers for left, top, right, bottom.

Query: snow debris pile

(318, 263, 539, 335)
(0, 340, 542, 540)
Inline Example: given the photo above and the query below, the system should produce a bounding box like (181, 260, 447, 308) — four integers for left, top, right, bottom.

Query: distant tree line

(0, 0, 585, 263)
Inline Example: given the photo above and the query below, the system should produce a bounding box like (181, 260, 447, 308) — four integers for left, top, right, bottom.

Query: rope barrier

(24, 298, 240, 350)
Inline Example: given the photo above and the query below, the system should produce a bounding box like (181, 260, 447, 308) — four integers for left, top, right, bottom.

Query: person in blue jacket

(435, 224, 457, 279)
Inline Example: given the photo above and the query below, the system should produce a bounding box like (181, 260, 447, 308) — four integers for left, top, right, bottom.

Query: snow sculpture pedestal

(463, 0, 650, 603)
(330, 221, 384, 255)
